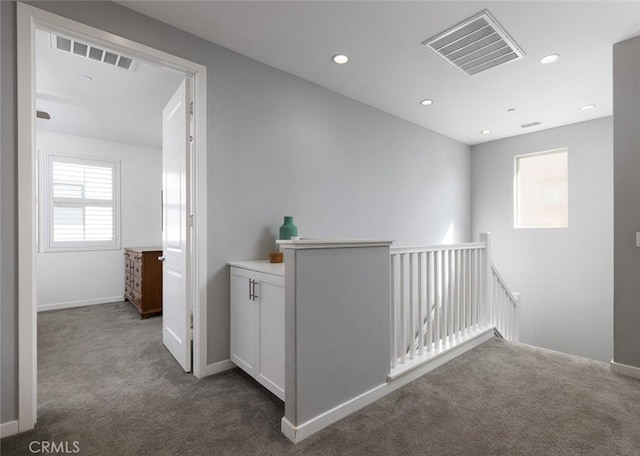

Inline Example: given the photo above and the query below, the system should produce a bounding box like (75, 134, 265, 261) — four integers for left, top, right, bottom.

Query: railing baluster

(473, 248, 479, 329)
(418, 252, 424, 356)
(465, 249, 470, 334)
(456, 250, 462, 339)
(435, 251, 441, 351)
(400, 254, 405, 365)
(390, 254, 396, 369)
(409, 253, 415, 360)
(427, 251, 433, 353)
(442, 250, 448, 347)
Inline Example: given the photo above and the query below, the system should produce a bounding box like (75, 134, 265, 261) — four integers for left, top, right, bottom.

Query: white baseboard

(200, 359, 235, 377)
(37, 296, 123, 312)
(282, 384, 388, 443)
(281, 328, 495, 443)
(0, 420, 19, 438)
(388, 327, 496, 381)
(610, 360, 640, 380)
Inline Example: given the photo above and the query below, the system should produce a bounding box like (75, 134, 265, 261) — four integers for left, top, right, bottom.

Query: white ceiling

(36, 29, 184, 148)
(118, 0, 640, 145)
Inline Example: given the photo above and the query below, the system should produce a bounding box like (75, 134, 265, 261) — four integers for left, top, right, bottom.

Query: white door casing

(18, 4, 209, 433)
(162, 79, 192, 372)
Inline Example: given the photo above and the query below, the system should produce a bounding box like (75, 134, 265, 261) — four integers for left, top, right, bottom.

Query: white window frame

(41, 150, 121, 252)
(514, 147, 569, 230)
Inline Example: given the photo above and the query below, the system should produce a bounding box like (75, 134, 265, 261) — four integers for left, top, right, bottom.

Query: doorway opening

(17, 3, 208, 433)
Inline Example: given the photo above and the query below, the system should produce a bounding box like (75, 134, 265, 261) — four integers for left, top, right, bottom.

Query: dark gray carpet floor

(2, 301, 640, 456)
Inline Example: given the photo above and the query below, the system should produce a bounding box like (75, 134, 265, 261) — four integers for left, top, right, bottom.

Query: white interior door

(162, 79, 191, 372)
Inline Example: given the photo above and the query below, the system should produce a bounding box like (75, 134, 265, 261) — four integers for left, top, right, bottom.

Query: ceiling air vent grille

(521, 121, 541, 129)
(51, 34, 138, 72)
(423, 10, 525, 76)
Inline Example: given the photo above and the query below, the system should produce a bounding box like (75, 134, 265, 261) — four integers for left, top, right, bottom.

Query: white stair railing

(389, 233, 518, 378)
(491, 264, 520, 341)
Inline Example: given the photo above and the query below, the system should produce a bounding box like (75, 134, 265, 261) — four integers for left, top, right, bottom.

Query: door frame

(17, 3, 209, 432)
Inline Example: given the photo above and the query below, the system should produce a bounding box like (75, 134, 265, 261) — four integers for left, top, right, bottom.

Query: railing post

(479, 232, 492, 327)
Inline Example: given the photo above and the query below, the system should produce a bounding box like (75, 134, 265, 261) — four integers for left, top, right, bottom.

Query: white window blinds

(45, 153, 120, 250)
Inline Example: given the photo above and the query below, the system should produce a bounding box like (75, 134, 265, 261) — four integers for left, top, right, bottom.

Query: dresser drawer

(133, 261, 143, 277)
(133, 276, 142, 293)
(124, 284, 134, 301)
(129, 288, 141, 307)
(126, 251, 142, 261)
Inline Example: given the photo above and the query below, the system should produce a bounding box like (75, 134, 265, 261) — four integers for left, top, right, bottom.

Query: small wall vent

(50, 34, 138, 72)
(521, 122, 541, 129)
(423, 10, 525, 76)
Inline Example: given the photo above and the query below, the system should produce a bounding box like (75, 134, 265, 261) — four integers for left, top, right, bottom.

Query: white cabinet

(230, 263, 285, 400)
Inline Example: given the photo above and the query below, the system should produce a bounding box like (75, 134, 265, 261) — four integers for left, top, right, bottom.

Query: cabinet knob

(158, 256, 166, 262)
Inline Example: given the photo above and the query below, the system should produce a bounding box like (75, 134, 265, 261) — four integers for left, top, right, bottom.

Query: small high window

(42, 152, 120, 251)
(514, 148, 568, 229)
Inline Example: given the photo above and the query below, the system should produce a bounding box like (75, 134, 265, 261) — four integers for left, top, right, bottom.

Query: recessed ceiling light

(420, 99, 433, 106)
(332, 54, 349, 65)
(481, 129, 491, 135)
(539, 54, 560, 65)
(581, 104, 596, 111)
(80, 74, 93, 81)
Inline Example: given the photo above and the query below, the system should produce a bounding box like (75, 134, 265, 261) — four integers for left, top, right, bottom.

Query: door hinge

(189, 214, 194, 227)
(190, 101, 194, 115)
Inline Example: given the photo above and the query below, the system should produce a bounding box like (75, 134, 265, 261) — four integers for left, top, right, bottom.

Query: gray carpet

(2, 301, 640, 456)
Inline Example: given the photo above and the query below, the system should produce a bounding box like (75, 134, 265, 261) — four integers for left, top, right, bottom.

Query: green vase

(279, 216, 298, 240)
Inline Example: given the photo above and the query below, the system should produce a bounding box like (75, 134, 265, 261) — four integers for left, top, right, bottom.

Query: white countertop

(228, 260, 284, 277)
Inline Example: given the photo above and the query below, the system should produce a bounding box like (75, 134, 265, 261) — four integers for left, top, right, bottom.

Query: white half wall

(36, 131, 162, 311)
(471, 118, 613, 362)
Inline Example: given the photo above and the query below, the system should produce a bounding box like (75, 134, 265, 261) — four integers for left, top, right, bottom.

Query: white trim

(200, 359, 236, 377)
(610, 361, 640, 380)
(281, 383, 387, 443)
(0, 420, 20, 438)
(17, 3, 209, 430)
(17, 1, 38, 433)
(281, 330, 495, 443)
(191, 63, 208, 379)
(390, 242, 485, 254)
(37, 296, 124, 312)
(277, 238, 394, 250)
(388, 327, 495, 381)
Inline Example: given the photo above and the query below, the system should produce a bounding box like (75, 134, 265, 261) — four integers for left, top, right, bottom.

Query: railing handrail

(390, 242, 486, 255)
(491, 263, 518, 306)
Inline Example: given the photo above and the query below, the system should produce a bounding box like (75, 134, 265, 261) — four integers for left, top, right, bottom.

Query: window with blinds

(44, 153, 120, 251)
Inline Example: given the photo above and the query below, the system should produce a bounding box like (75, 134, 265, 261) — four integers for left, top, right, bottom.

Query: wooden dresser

(124, 247, 163, 319)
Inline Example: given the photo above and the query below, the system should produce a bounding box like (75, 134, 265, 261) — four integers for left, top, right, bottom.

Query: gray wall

(1, 1, 471, 423)
(471, 118, 613, 362)
(613, 35, 640, 368)
(284, 246, 390, 425)
(1, 0, 19, 424)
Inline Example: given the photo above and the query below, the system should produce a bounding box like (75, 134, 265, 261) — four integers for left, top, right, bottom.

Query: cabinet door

(256, 272, 285, 400)
(230, 267, 258, 375)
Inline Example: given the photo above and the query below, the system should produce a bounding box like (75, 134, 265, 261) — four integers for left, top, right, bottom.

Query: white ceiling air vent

(521, 121, 541, 128)
(50, 34, 138, 72)
(423, 10, 525, 76)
